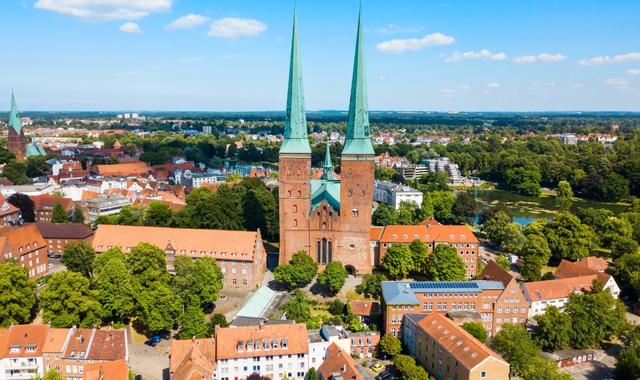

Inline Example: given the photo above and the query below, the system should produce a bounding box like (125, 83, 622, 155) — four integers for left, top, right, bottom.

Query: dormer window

(403, 235, 408, 239)
(272, 339, 279, 349)
(392, 234, 397, 239)
(237, 342, 245, 352)
(10, 345, 20, 353)
(281, 339, 288, 349)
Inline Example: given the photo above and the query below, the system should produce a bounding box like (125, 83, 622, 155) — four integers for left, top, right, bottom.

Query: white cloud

(628, 69, 640, 76)
(606, 78, 630, 89)
(444, 49, 507, 62)
(376, 24, 423, 35)
(513, 53, 566, 64)
(485, 82, 500, 89)
(529, 81, 557, 91)
(166, 14, 209, 30)
(120, 22, 141, 33)
(208, 18, 267, 39)
(579, 52, 640, 66)
(34, 0, 171, 21)
(376, 32, 455, 54)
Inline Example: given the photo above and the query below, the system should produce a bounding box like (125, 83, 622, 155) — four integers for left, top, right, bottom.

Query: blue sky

(2, 0, 640, 111)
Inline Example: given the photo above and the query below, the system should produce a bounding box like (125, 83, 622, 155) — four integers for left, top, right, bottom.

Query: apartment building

(0, 196, 21, 227)
(30, 194, 74, 223)
(92, 225, 267, 290)
(0, 325, 48, 380)
(35, 222, 93, 257)
(373, 181, 423, 209)
(403, 313, 509, 380)
(372, 224, 480, 279)
(317, 343, 363, 380)
(349, 332, 379, 359)
(0, 224, 48, 278)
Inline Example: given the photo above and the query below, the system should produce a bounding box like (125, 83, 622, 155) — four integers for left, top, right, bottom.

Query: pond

(472, 189, 628, 226)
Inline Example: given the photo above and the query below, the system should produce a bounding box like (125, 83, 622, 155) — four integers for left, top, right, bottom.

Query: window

(481, 370, 487, 378)
(293, 205, 298, 213)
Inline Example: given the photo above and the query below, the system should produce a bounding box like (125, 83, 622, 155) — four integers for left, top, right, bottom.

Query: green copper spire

(8, 91, 22, 135)
(321, 143, 336, 180)
(342, 6, 374, 156)
(280, 11, 311, 154)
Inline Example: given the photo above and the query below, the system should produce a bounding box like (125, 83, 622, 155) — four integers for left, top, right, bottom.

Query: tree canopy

(40, 271, 102, 328)
(424, 244, 466, 281)
(0, 262, 37, 327)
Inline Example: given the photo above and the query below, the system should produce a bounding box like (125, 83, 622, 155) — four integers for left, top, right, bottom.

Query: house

(35, 222, 94, 257)
(30, 194, 75, 223)
(0, 195, 21, 227)
(403, 313, 510, 380)
(540, 349, 596, 368)
(554, 257, 608, 279)
(92, 161, 151, 178)
(170, 337, 216, 380)
(372, 224, 480, 278)
(348, 300, 379, 324)
(317, 343, 363, 380)
(0, 324, 49, 380)
(349, 332, 379, 359)
(373, 181, 423, 209)
(522, 273, 620, 317)
(83, 359, 129, 380)
(92, 225, 267, 290)
(0, 224, 48, 278)
(307, 325, 350, 369)
(214, 322, 309, 380)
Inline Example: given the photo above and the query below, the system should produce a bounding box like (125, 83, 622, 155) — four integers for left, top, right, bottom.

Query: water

(473, 189, 628, 226)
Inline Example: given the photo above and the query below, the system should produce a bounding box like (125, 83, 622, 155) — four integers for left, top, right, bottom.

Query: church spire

(280, 10, 311, 154)
(342, 5, 374, 156)
(8, 91, 22, 135)
(321, 143, 336, 180)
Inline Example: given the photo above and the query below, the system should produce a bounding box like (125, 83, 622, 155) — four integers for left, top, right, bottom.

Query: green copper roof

(26, 141, 46, 157)
(310, 179, 341, 211)
(8, 91, 22, 135)
(342, 7, 374, 156)
(280, 12, 311, 154)
(321, 144, 336, 180)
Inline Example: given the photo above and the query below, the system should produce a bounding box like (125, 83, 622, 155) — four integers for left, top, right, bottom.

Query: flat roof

(235, 286, 277, 318)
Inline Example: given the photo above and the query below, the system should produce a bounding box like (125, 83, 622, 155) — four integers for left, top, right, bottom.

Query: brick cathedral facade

(278, 11, 375, 275)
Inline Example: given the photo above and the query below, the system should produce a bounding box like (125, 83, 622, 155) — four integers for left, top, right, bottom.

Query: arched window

(316, 240, 322, 263)
(321, 238, 328, 264)
(298, 190, 302, 197)
(293, 219, 298, 227)
(328, 240, 332, 263)
(293, 205, 298, 213)
(322, 222, 327, 230)
(287, 190, 292, 197)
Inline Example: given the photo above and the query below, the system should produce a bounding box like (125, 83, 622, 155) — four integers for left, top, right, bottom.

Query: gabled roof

(2, 324, 49, 357)
(376, 224, 478, 244)
(417, 312, 508, 370)
(31, 194, 74, 211)
(349, 300, 379, 316)
(522, 273, 612, 302)
(170, 338, 216, 378)
(370, 226, 384, 241)
(43, 328, 71, 353)
(554, 257, 608, 279)
(318, 343, 363, 380)
(215, 323, 308, 360)
(86, 330, 126, 361)
(0, 224, 47, 254)
(93, 161, 151, 177)
(26, 141, 46, 157)
(83, 359, 129, 380)
(310, 179, 341, 211)
(479, 260, 514, 287)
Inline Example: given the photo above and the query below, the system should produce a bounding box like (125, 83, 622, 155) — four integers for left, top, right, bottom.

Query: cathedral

(278, 10, 375, 275)
(6, 92, 46, 160)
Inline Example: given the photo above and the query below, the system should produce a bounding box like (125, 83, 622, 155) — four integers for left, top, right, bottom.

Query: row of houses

(0, 325, 127, 380)
(169, 318, 378, 380)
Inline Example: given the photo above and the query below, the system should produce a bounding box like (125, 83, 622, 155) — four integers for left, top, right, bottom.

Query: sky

(2, 0, 640, 112)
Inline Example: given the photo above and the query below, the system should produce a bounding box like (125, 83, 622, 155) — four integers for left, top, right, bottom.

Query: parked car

(145, 336, 161, 347)
(371, 362, 385, 373)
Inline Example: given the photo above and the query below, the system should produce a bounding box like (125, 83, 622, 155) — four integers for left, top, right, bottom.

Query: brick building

(92, 224, 266, 290)
(349, 331, 379, 359)
(0, 195, 21, 227)
(381, 262, 529, 338)
(318, 343, 363, 380)
(31, 194, 75, 223)
(403, 313, 509, 380)
(372, 224, 480, 278)
(0, 224, 48, 278)
(35, 222, 94, 257)
(278, 11, 375, 275)
(5, 92, 46, 160)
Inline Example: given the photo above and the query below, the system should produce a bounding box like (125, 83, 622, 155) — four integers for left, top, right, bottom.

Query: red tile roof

(2, 324, 49, 357)
(84, 359, 129, 380)
(87, 330, 127, 361)
(417, 312, 508, 370)
(376, 224, 478, 244)
(31, 194, 74, 211)
(554, 257, 609, 279)
(349, 300, 379, 317)
(94, 161, 151, 177)
(318, 343, 363, 380)
(215, 323, 308, 360)
(0, 224, 47, 254)
(170, 338, 216, 380)
(522, 273, 611, 302)
(35, 222, 93, 240)
(479, 260, 514, 287)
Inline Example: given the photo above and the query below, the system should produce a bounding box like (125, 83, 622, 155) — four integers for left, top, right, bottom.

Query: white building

(374, 181, 423, 209)
(522, 273, 620, 318)
(0, 325, 48, 380)
(307, 326, 350, 369)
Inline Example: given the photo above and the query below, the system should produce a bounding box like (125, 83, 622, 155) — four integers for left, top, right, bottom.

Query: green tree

(280, 290, 311, 323)
(93, 247, 126, 276)
(356, 273, 387, 300)
(564, 283, 627, 348)
(601, 217, 633, 249)
(207, 313, 229, 336)
(382, 245, 414, 279)
(274, 251, 318, 289)
(420, 192, 434, 219)
(226, 172, 242, 182)
(393, 354, 430, 380)
(501, 223, 526, 253)
(243, 187, 277, 239)
(7, 193, 35, 222)
(491, 324, 541, 377)
(482, 211, 511, 247)
(557, 180, 573, 200)
(419, 171, 449, 192)
(306, 367, 318, 380)
(396, 201, 420, 225)
(611, 236, 639, 258)
(425, 244, 466, 281)
(504, 166, 542, 196)
(616, 253, 640, 296)
(495, 255, 511, 271)
(621, 212, 640, 243)
(178, 306, 208, 339)
(461, 322, 487, 343)
(533, 306, 571, 351)
(408, 239, 428, 273)
(61, 241, 96, 278)
(40, 271, 102, 328)
(327, 299, 345, 316)
(519, 234, 552, 281)
(522, 357, 572, 380)
(317, 261, 348, 295)
(94, 258, 135, 324)
(430, 191, 456, 222)
(42, 369, 64, 380)
(173, 257, 224, 308)
(545, 212, 597, 261)
(375, 167, 396, 181)
(71, 205, 85, 224)
(127, 243, 168, 287)
(372, 204, 397, 226)
(379, 334, 402, 357)
(143, 201, 174, 227)
(3, 162, 31, 185)
(51, 202, 68, 223)
(451, 191, 477, 225)
(0, 262, 37, 327)
(136, 283, 182, 333)
(616, 325, 640, 380)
